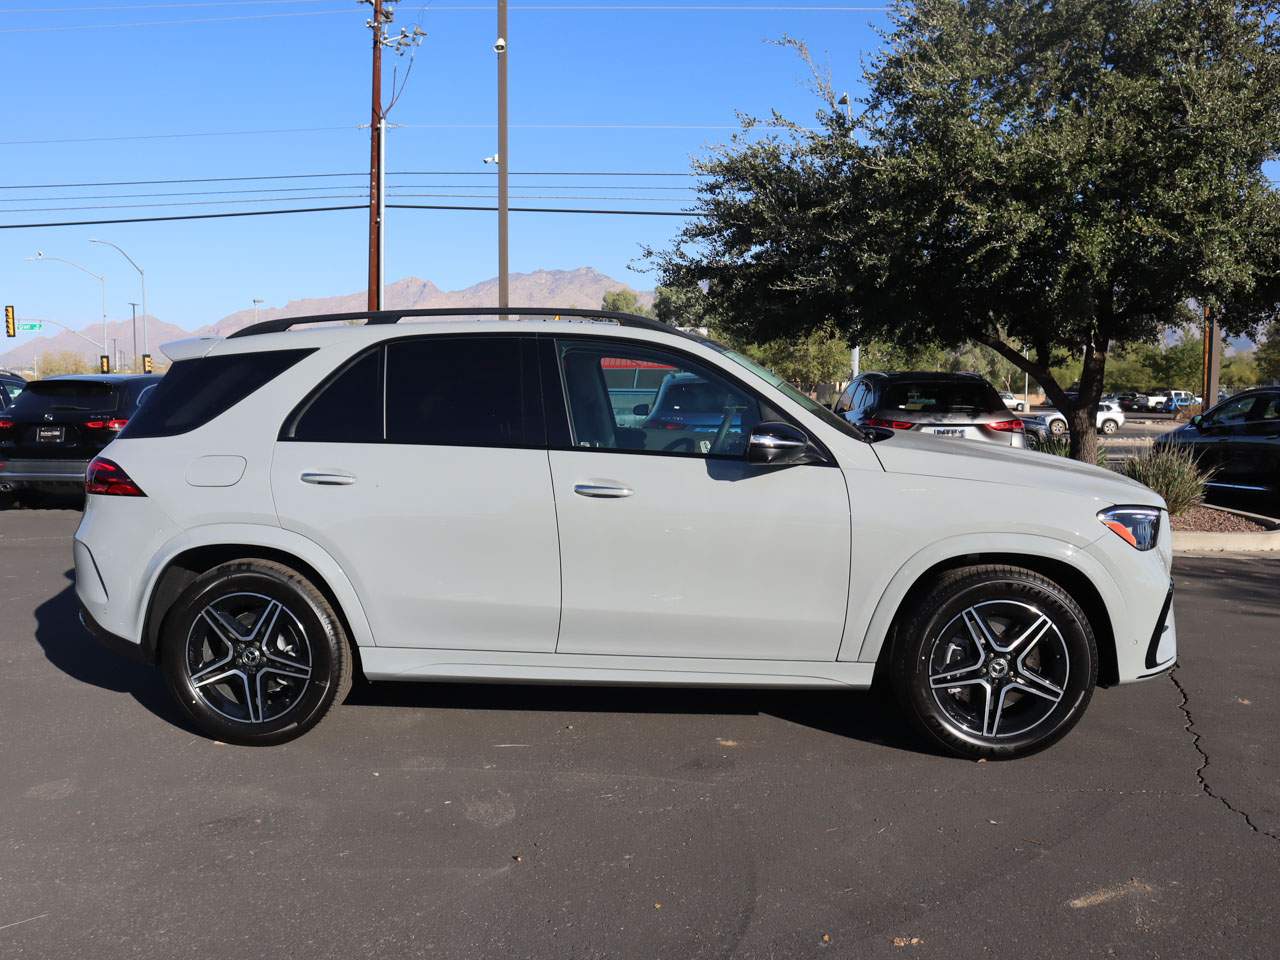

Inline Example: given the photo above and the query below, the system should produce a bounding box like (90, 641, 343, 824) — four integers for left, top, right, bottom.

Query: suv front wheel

(161, 559, 353, 745)
(892, 565, 1098, 760)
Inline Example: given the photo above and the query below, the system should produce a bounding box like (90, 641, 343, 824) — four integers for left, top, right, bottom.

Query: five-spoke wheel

(893, 564, 1097, 759)
(162, 559, 352, 745)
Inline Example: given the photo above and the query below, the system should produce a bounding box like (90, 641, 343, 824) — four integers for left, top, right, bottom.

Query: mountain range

(0, 268, 653, 371)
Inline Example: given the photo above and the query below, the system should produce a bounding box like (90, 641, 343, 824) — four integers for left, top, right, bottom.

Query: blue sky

(0, 2, 890, 332)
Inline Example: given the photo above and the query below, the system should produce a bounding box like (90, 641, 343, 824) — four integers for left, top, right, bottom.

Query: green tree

(652, 285, 710, 327)
(1258, 322, 1280, 383)
(38, 351, 93, 376)
(744, 325, 851, 393)
(1221, 351, 1260, 391)
(651, 2, 1280, 461)
(1144, 338, 1206, 391)
(601, 289, 652, 317)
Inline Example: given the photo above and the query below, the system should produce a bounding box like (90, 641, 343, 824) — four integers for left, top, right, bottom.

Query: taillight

(85, 457, 146, 497)
(0, 419, 13, 430)
(83, 419, 129, 432)
(986, 419, 1024, 432)
(865, 417, 915, 430)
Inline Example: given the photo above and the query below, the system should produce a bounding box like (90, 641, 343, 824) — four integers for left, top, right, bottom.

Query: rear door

(271, 335, 562, 652)
(1228, 392, 1280, 492)
(1199, 393, 1262, 485)
(544, 336, 851, 662)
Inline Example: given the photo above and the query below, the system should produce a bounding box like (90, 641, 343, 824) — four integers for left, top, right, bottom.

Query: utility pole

(496, 0, 509, 308)
(367, 0, 386, 313)
(1201, 303, 1221, 408)
(128, 302, 139, 370)
(253, 298, 264, 325)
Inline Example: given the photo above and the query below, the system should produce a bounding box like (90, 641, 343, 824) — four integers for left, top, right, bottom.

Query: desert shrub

(1034, 435, 1109, 467)
(1118, 445, 1213, 515)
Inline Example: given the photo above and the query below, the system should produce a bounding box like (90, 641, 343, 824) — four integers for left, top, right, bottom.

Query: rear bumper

(0, 458, 89, 483)
(78, 601, 151, 663)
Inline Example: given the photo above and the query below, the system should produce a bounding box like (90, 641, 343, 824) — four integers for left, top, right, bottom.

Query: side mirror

(1190, 414, 1203, 430)
(746, 422, 814, 466)
(632, 403, 650, 417)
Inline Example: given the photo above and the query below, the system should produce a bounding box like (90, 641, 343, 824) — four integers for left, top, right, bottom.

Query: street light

(89, 239, 147, 358)
(252, 298, 264, 325)
(26, 251, 107, 352)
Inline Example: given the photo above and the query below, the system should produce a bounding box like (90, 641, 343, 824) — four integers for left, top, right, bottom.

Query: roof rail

(227, 306, 686, 340)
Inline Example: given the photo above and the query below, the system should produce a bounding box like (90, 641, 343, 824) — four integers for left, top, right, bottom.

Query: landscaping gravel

(1170, 505, 1272, 533)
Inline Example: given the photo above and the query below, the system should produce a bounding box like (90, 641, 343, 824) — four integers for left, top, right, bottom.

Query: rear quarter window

(121, 349, 313, 438)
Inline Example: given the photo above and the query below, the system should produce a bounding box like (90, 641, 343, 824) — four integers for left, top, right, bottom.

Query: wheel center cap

(988, 657, 1010, 679)
(238, 646, 263, 667)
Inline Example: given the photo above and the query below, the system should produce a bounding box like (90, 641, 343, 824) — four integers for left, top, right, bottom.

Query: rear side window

(122, 349, 312, 438)
(385, 336, 537, 446)
(11, 380, 120, 414)
(286, 348, 383, 442)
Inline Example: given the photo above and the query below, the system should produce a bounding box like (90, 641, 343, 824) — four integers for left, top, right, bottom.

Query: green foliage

(1258, 322, 1280, 383)
(1143, 337, 1205, 390)
(1119, 446, 1213, 516)
(1221, 352, 1260, 391)
(743, 325, 851, 392)
(651, 1, 1280, 463)
(600, 289, 652, 317)
(651, 285, 710, 327)
(38, 351, 94, 376)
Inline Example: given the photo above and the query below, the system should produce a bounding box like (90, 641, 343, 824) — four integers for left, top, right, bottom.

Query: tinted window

(880, 380, 1003, 415)
(558, 340, 764, 457)
(11, 380, 120, 414)
(288, 348, 383, 442)
(385, 337, 533, 446)
(122, 349, 312, 438)
(833, 383, 856, 415)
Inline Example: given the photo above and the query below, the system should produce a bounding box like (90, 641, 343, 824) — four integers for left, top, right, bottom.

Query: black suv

(1156, 386, 1280, 504)
(0, 374, 161, 500)
(832, 371, 1026, 447)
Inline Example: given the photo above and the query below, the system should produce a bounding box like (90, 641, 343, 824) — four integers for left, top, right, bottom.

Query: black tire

(1101, 419, 1119, 435)
(161, 559, 353, 746)
(1049, 418, 1067, 436)
(891, 565, 1098, 760)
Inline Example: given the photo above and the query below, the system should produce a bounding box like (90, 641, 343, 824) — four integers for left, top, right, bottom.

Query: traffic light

(142, 353, 153, 374)
(99, 355, 110, 374)
(4, 306, 13, 338)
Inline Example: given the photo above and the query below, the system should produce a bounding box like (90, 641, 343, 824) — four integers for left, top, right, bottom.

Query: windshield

(713, 347, 865, 440)
(12, 380, 120, 414)
(881, 380, 1003, 416)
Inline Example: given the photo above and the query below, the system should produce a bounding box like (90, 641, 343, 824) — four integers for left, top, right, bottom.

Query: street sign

(16, 322, 41, 332)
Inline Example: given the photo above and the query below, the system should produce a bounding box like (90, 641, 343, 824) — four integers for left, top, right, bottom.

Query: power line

(11, 0, 340, 12)
(15, 2, 887, 13)
(0, 183, 697, 202)
(0, 9, 354, 32)
(0, 170, 704, 189)
(1, 194, 368, 213)
(0, 126, 355, 146)
(0, 202, 704, 229)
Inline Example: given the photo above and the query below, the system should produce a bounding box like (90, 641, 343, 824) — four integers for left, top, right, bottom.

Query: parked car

(0, 374, 161, 497)
(75, 308, 1175, 760)
(999, 391, 1027, 412)
(832, 372, 1026, 447)
(0, 369, 27, 410)
(1155, 387, 1280, 502)
(1027, 402, 1126, 438)
(1117, 392, 1148, 413)
(1160, 390, 1196, 413)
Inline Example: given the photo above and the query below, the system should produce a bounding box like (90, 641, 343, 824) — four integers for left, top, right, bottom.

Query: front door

(271, 335, 561, 652)
(545, 337, 851, 661)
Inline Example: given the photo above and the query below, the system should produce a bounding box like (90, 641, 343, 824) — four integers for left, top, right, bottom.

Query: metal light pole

(253, 298, 264, 325)
(89, 239, 147, 357)
(27, 251, 107, 351)
(128, 302, 139, 370)
(496, 0, 509, 308)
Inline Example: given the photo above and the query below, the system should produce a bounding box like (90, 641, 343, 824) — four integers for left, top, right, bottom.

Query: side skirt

(360, 648, 875, 689)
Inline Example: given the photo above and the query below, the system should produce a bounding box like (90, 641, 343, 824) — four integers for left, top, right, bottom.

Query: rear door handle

(574, 481, 633, 499)
(300, 471, 356, 486)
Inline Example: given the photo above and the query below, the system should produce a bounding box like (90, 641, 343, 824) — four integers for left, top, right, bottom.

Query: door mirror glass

(632, 402, 650, 417)
(1190, 414, 1202, 429)
(747, 422, 814, 466)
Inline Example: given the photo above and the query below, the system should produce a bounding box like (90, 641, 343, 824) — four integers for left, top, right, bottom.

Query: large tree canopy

(652, 0, 1280, 459)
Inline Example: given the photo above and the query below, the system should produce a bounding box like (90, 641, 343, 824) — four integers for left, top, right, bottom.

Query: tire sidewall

(161, 566, 343, 745)
(899, 573, 1097, 759)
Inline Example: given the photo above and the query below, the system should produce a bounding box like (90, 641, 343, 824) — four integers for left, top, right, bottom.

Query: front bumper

(0, 458, 89, 484)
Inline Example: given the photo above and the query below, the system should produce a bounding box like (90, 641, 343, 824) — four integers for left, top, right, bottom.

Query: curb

(1172, 505, 1280, 553)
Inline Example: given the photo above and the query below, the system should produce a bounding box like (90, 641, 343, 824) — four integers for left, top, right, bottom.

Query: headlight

(1098, 506, 1162, 551)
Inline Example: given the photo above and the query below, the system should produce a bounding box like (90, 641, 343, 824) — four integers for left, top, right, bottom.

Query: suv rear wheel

(161, 559, 352, 745)
(891, 565, 1098, 760)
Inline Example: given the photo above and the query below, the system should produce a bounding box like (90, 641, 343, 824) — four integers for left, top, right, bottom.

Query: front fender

(844, 531, 1120, 665)
(136, 522, 377, 650)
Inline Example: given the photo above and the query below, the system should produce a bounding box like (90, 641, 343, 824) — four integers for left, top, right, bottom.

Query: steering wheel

(709, 402, 747, 455)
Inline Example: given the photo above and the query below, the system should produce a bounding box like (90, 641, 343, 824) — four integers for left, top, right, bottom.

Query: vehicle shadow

(34, 572, 196, 734)
(344, 676, 944, 757)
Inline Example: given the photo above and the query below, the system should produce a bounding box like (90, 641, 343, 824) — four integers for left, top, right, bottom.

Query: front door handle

(301, 471, 356, 486)
(574, 481, 633, 499)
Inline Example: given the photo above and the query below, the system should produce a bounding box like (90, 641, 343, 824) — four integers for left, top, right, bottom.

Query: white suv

(74, 309, 1177, 759)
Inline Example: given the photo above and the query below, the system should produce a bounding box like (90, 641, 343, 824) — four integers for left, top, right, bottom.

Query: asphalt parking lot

(2, 509, 1277, 959)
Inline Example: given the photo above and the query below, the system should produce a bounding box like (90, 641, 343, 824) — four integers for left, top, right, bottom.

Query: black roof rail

(227, 306, 688, 340)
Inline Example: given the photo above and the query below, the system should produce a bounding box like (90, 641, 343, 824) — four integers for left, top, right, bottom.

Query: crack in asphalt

(1170, 667, 1280, 842)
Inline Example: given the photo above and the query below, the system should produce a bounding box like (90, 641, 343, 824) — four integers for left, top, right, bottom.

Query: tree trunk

(1067, 337, 1108, 465)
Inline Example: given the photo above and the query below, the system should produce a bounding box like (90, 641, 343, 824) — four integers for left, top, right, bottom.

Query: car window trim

(545, 333, 835, 466)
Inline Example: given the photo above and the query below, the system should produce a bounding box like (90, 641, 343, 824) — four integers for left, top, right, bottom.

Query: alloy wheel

(927, 600, 1069, 741)
(184, 592, 313, 725)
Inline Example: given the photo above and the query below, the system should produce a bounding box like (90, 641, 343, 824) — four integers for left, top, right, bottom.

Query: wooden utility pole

(1202, 304, 1221, 408)
(496, 0, 509, 308)
(367, 0, 385, 313)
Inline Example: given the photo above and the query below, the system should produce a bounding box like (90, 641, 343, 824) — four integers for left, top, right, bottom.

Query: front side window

(1205, 394, 1261, 427)
(385, 336, 536, 446)
(558, 341, 764, 457)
